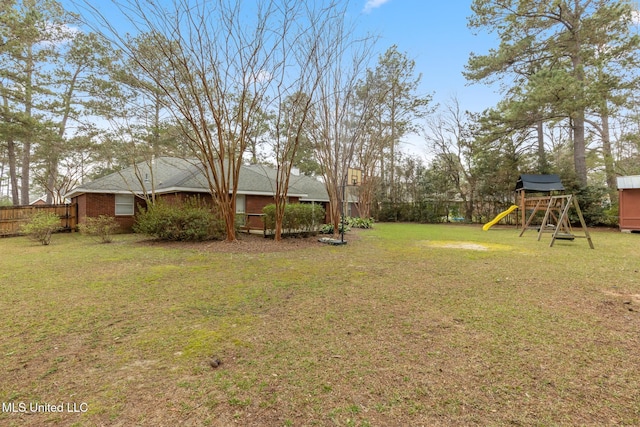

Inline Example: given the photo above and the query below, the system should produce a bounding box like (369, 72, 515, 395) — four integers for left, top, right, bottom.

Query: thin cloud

(363, 0, 391, 14)
(39, 22, 80, 47)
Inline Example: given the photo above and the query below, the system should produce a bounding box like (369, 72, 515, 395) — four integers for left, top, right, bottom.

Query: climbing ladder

(520, 194, 594, 249)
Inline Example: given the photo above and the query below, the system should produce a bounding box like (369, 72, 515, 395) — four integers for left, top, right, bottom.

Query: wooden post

(519, 190, 525, 228)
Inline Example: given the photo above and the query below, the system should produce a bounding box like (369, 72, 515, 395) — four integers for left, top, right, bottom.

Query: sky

(355, 0, 501, 113)
(66, 0, 503, 157)
(349, 0, 503, 155)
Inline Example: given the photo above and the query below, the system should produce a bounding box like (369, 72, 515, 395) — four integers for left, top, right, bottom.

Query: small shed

(617, 175, 640, 232)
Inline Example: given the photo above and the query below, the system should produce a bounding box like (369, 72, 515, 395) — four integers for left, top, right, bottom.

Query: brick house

(66, 157, 330, 232)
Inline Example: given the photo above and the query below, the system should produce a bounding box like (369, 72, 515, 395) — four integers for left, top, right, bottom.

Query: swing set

(519, 194, 594, 249)
(512, 174, 594, 249)
(484, 175, 595, 248)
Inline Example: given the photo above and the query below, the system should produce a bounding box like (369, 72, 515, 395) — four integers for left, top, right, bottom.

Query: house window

(115, 194, 135, 216)
(236, 195, 246, 214)
(235, 194, 246, 226)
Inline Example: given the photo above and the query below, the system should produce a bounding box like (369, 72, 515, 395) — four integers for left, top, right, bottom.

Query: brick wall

(158, 192, 214, 206)
(246, 195, 297, 229)
(74, 193, 146, 232)
(74, 194, 86, 223)
(73, 191, 328, 233)
(245, 195, 276, 215)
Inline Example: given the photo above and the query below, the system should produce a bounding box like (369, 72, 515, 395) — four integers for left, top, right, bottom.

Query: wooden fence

(0, 204, 77, 237)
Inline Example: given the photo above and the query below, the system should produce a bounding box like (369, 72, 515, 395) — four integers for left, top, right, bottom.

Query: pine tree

(466, 0, 640, 188)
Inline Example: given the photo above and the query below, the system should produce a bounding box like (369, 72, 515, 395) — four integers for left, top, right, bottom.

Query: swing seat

(555, 233, 575, 240)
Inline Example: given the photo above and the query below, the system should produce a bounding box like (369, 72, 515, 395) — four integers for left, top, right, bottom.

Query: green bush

(602, 205, 619, 227)
(263, 203, 326, 235)
(319, 222, 350, 235)
(78, 215, 120, 243)
(573, 186, 610, 226)
(318, 217, 373, 234)
(20, 211, 61, 245)
(133, 198, 225, 241)
(346, 216, 374, 229)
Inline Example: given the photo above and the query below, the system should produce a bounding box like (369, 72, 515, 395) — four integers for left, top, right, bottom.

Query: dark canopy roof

(515, 174, 565, 192)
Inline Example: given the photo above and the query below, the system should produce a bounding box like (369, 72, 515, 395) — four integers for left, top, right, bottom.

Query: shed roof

(617, 175, 640, 189)
(515, 174, 565, 192)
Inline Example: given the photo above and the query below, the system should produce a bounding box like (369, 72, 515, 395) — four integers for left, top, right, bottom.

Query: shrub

(347, 216, 374, 229)
(318, 217, 372, 234)
(319, 221, 350, 235)
(78, 215, 120, 243)
(263, 203, 326, 235)
(133, 198, 225, 241)
(573, 186, 609, 226)
(20, 211, 61, 245)
(602, 205, 619, 227)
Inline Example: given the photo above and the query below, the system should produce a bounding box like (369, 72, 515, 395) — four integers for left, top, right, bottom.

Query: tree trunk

(600, 112, 617, 204)
(536, 120, 548, 173)
(220, 196, 237, 243)
(571, 29, 588, 188)
(274, 192, 285, 242)
(357, 174, 373, 218)
(21, 45, 35, 205)
(7, 138, 19, 205)
(326, 177, 341, 237)
(2, 91, 20, 205)
(20, 143, 31, 205)
(390, 106, 396, 203)
(46, 166, 57, 204)
(573, 112, 588, 188)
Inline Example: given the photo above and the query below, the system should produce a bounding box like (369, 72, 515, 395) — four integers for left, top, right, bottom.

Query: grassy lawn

(1, 224, 639, 426)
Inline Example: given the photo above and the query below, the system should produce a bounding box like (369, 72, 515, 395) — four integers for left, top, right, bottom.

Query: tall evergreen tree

(37, 31, 120, 203)
(0, 0, 71, 203)
(366, 45, 431, 202)
(353, 45, 432, 217)
(466, 0, 640, 188)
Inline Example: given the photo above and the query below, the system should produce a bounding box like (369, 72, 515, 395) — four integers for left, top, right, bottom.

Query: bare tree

(305, 15, 376, 236)
(424, 98, 479, 221)
(260, 3, 347, 242)
(80, 0, 361, 242)
(352, 72, 390, 219)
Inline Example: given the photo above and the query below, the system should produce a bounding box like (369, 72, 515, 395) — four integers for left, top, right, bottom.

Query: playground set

(483, 174, 594, 249)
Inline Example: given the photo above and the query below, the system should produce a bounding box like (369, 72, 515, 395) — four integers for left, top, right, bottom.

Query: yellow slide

(482, 205, 518, 231)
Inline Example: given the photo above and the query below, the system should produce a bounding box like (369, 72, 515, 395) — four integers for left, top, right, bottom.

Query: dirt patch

(418, 240, 489, 251)
(602, 290, 640, 304)
(417, 240, 516, 251)
(440, 242, 488, 250)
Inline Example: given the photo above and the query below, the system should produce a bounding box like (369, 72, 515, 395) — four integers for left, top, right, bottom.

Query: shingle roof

(66, 157, 329, 201)
(65, 157, 201, 196)
(289, 173, 330, 202)
(242, 164, 328, 201)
